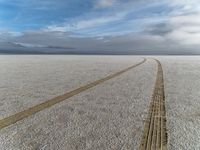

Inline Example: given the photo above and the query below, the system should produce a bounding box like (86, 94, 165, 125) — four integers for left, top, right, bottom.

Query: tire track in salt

(0, 58, 146, 130)
(140, 59, 168, 150)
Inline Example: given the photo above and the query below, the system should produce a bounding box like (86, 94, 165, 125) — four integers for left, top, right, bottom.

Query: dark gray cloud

(144, 23, 173, 36)
(1, 30, 200, 55)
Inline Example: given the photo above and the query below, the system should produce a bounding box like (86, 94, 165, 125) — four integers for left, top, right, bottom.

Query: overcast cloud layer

(0, 0, 200, 54)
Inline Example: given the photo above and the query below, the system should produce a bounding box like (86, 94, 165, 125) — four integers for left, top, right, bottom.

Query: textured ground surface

(159, 56, 200, 150)
(0, 55, 142, 119)
(0, 56, 157, 150)
(1, 55, 200, 150)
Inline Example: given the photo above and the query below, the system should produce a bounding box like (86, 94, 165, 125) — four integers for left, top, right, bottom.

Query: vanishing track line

(140, 59, 168, 150)
(0, 58, 146, 130)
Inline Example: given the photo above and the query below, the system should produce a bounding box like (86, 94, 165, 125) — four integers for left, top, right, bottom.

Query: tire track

(0, 58, 146, 130)
(140, 59, 168, 150)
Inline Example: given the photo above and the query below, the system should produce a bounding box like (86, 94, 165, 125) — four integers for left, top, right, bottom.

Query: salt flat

(0, 56, 156, 150)
(0, 55, 142, 119)
(159, 56, 200, 150)
(1, 55, 200, 149)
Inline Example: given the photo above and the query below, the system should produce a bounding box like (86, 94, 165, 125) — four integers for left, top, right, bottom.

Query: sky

(0, 0, 200, 54)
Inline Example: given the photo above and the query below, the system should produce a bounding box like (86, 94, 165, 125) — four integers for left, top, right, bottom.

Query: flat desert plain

(0, 55, 200, 150)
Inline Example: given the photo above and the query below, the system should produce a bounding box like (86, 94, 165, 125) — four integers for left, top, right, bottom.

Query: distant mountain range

(0, 42, 199, 55)
(0, 42, 77, 54)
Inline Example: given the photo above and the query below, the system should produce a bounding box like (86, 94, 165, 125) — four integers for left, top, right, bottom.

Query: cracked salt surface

(0, 56, 157, 150)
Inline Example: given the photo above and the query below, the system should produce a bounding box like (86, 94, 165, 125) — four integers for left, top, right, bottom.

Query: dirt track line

(0, 58, 146, 130)
(140, 59, 168, 150)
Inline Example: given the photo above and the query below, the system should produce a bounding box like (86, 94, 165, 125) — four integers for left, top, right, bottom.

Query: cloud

(94, 0, 117, 9)
(1, 0, 200, 54)
(170, 13, 200, 26)
(0, 29, 198, 55)
(145, 23, 172, 36)
(146, 12, 200, 45)
(11, 42, 46, 48)
(166, 30, 200, 45)
(0, 30, 22, 42)
(45, 2, 169, 37)
(141, 0, 200, 46)
(46, 15, 122, 33)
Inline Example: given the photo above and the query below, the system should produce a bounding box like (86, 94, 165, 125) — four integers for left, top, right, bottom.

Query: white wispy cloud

(45, 1, 168, 36)
(139, 0, 200, 46)
(165, 13, 200, 45)
(94, 0, 117, 9)
(44, 8, 130, 35)
(12, 42, 46, 48)
(46, 25, 70, 32)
